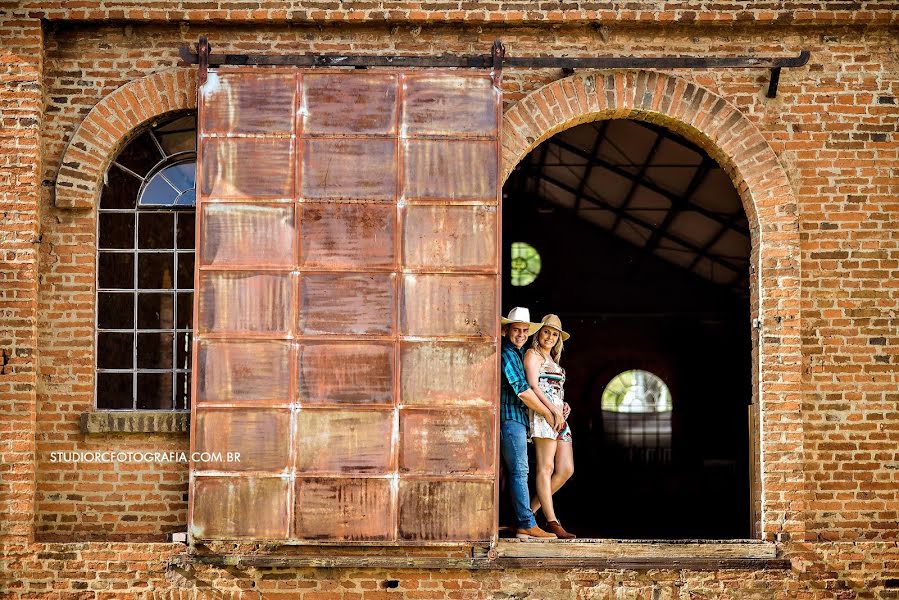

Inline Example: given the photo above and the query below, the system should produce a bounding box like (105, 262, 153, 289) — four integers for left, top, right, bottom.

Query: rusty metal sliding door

(189, 68, 501, 544)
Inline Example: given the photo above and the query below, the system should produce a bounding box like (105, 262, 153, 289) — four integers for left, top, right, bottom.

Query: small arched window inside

(601, 370, 673, 464)
(95, 111, 197, 410)
(509, 241, 541, 287)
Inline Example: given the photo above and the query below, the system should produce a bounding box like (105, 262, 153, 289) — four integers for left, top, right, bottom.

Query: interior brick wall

(1, 1, 897, 596)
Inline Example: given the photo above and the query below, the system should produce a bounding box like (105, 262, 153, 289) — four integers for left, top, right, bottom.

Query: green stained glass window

(602, 370, 672, 413)
(510, 241, 541, 287)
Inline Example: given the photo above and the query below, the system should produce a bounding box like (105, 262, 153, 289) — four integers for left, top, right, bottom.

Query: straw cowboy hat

(536, 314, 571, 341)
(501, 307, 542, 336)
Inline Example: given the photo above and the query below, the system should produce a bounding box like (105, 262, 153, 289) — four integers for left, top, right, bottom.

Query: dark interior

(501, 118, 752, 539)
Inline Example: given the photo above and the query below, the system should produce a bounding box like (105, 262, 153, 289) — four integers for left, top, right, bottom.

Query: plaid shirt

(500, 337, 530, 426)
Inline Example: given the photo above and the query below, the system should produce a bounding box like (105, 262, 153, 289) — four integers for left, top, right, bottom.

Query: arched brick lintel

(54, 67, 198, 209)
(501, 70, 796, 233)
(501, 69, 804, 542)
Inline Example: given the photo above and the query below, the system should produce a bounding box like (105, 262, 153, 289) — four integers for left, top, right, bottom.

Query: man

(500, 307, 564, 540)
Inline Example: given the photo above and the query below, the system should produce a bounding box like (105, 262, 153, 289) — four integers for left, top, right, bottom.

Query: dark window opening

(502, 118, 752, 539)
(95, 111, 197, 410)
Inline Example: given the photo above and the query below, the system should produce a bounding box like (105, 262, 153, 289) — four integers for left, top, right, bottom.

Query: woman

(524, 314, 576, 539)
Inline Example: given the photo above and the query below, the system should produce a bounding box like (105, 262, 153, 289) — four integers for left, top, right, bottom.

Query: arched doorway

(503, 118, 750, 538)
(498, 70, 805, 542)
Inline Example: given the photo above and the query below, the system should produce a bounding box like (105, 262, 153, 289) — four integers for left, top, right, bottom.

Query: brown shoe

(515, 525, 557, 540)
(545, 520, 576, 539)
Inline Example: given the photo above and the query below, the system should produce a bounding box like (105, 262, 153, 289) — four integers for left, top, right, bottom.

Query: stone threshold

(80, 411, 190, 434)
(493, 538, 787, 569)
(182, 540, 788, 571)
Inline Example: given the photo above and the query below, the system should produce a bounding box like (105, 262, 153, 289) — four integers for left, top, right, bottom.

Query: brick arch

(500, 70, 803, 542)
(55, 67, 197, 209)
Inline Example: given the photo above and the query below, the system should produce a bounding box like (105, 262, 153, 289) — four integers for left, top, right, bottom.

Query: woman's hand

(562, 402, 571, 419)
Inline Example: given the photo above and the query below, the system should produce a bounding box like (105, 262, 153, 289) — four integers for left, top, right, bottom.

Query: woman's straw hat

(537, 314, 570, 341)
(501, 307, 542, 336)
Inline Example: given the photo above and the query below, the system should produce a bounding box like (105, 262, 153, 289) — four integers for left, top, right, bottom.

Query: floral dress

(528, 351, 572, 442)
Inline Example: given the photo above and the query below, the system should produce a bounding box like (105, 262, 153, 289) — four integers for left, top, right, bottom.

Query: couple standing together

(500, 307, 575, 540)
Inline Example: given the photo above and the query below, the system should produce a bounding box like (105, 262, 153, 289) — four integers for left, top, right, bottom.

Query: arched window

(601, 370, 672, 463)
(95, 111, 196, 410)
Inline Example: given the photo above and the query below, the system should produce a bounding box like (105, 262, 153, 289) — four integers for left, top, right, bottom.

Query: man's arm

(502, 346, 555, 424)
(523, 349, 565, 431)
(517, 388, 555, 423)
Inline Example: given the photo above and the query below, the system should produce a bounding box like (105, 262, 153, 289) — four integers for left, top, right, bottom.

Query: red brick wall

(0, 2, 897, 597)
(37, 18, 899, 544)
(0, 12, 42, 545)
(2, 541, 899, 598)
(20, 1, 899, 25)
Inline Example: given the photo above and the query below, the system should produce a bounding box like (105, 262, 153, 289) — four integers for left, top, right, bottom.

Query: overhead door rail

(180, 37, 809, 98)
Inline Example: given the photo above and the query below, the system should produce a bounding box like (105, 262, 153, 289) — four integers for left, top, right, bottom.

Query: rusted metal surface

(192, 476, 290, 540)
(200, 204, 296, 267)
(399, 409, 494, 475)
(402, 205, 497, 270)
(295, 477, 394, 541)
(196, 340, 291, 404)
(200, 137, 295, 198)
(295, 409, 394, 474)
(400, 342, 496, 407)
(194, 408, 291, 471)
(197, 271, 293, 334)
(403, 140, 498, 200)
(400, 274, 495, 337)
(299, 203, 395, 269)
(397, 480, 494, 541)
(299, 273, 396, 335)
(298, 342, 394, 405)
(190, 68, 501, 545)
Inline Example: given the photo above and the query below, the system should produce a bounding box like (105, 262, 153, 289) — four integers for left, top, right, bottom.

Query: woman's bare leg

(553, 440, 574, 493)
(530, 437, 559, 523)
(531, 441, 574, 514)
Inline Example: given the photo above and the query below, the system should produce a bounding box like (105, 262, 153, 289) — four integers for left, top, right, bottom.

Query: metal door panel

(402, 205, 497, 270)
(200, 203, 296, 267)
(295, 409, 394, 474)
(201, 72, 296, 135)
(191, 476, 290, 540)
(194, 408, 291, 471)
(400, 341, 496, 407)
(303, 73, 398, 135)
(402, 74, 498, 137)
(197, 271, 293, 334)
(192, 69, 500, 546)
(400, 274, 495, 337)
(196, 340, 292, 404)
(298, 342, 394, 406)
(402, 139, 497, 201)
(299, 203, 395, 270)
(200, 137, 294, 199)
(295, 477, 393, 541)
(399, 408, 494, 475)
(397, 480, 493, 542)
(298, 273, 395, 336)
(301, 138, 397, 200)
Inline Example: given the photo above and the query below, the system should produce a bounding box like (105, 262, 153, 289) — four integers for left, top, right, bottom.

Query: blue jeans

(500, 419, 536, 530)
